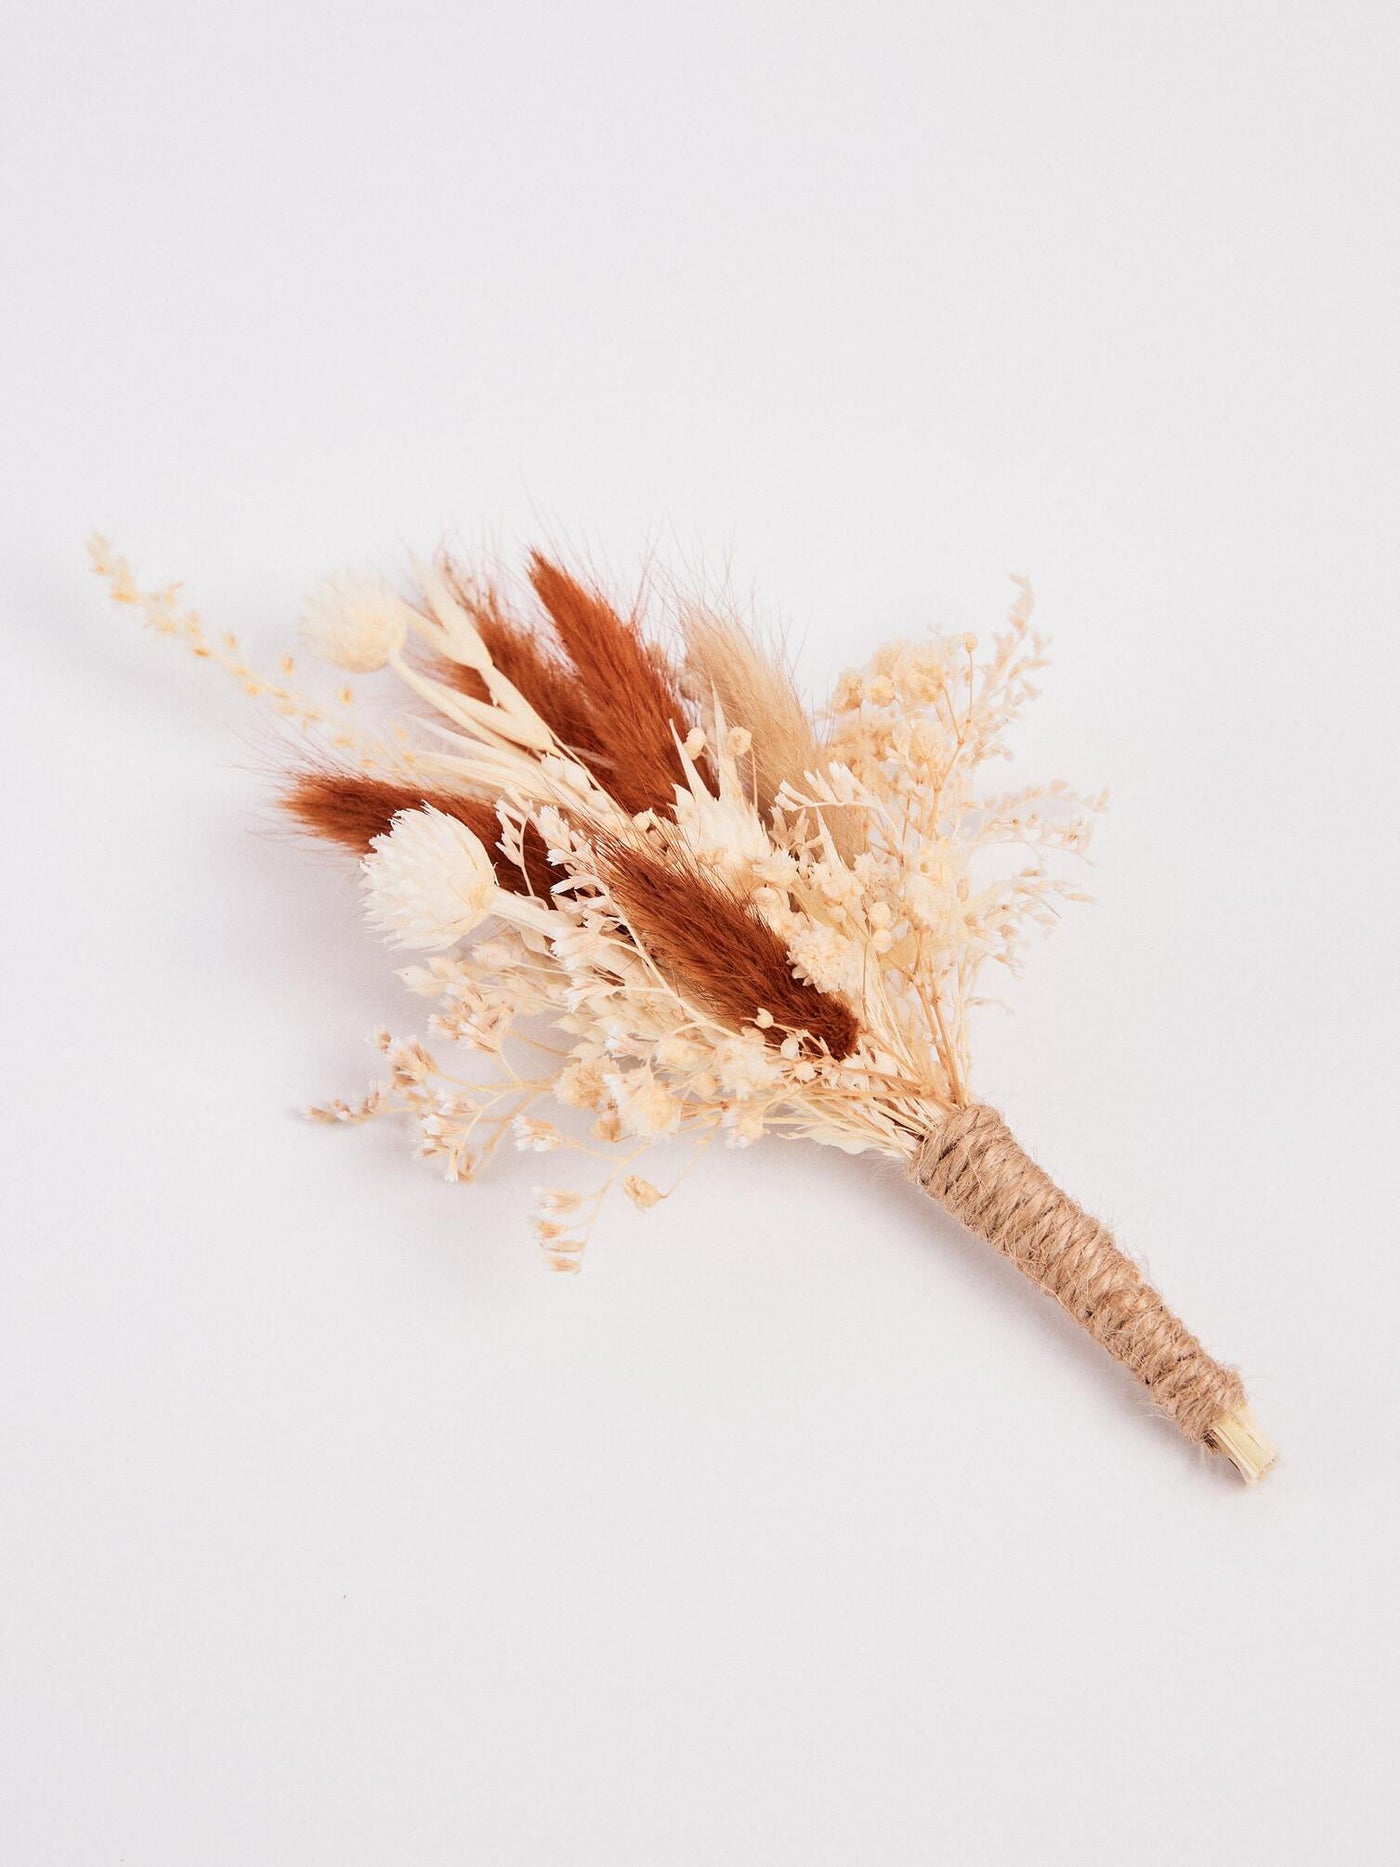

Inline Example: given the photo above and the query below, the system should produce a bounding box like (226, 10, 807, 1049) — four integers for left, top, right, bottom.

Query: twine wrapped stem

(913, 1105, 1274, 1481)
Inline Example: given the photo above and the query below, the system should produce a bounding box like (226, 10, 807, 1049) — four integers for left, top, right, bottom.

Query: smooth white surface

(3, 4, 1397, 1861)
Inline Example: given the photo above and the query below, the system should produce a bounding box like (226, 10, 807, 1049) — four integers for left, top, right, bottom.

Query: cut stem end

(1208, 1404, 1277, 1484)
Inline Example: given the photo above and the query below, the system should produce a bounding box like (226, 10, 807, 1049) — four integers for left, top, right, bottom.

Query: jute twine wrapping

(913, 1104, 1246, 1446)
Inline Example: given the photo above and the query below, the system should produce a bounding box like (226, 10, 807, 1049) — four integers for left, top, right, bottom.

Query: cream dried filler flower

(94, 537, 1274, 1483)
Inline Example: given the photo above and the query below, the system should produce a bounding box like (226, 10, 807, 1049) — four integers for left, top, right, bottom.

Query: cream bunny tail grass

(94, 535, 1272, 1482)
(679, 606, 864, 863)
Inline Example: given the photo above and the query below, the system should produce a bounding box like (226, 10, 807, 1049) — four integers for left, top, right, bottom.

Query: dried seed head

(301, 572, 411, 672)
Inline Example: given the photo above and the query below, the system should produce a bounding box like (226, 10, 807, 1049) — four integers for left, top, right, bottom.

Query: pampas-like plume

(96, 536, 1274, 1480)
(602, 839, 859, 1060)
(682, 607, 864, 860)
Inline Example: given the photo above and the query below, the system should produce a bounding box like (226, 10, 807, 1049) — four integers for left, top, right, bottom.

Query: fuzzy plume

(435, 568, 605, 770)
(682, 607, 864, 860)
(527, 554, 712, 815)
(601, 840, 860, 1060)
(283, 771, 554, 897)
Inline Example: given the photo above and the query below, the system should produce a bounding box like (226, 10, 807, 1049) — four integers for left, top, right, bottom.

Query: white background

(3, 3, 1397, 1862)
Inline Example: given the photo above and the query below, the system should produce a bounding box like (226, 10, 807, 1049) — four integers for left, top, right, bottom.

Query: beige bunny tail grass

(681, 607, 864, 861)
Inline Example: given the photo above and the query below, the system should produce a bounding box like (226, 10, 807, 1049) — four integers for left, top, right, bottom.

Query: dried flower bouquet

(94, 539, 1274, 1482)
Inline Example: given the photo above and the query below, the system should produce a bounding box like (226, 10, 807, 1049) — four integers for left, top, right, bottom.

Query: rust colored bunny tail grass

(434, 567, 605, 771)
(602, 840, 859, 1059)
(528, 554, 713, 814)
(283, 770, 554, 897)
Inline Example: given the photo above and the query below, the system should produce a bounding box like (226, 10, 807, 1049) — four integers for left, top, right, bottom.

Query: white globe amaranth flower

(363, 806, 501, 950)
(300, 570, 412, 672)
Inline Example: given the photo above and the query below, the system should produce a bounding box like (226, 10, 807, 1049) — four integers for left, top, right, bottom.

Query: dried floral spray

(93, 539, 1274, 1481)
